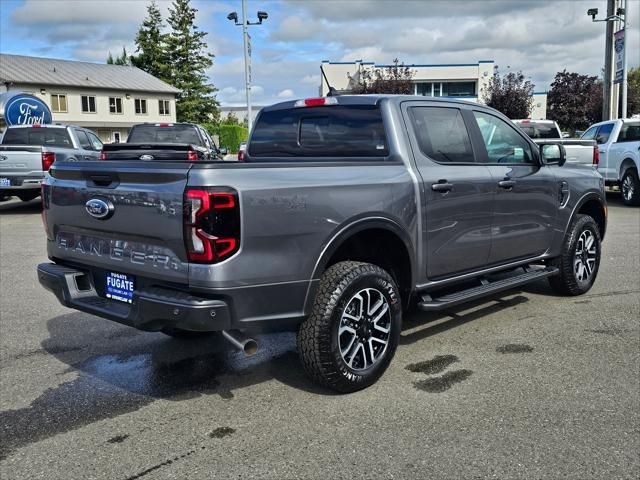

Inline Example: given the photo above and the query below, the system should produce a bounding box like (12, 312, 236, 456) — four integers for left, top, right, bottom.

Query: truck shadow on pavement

(1, 290, 532, 461)
(0, 198, 41, 214)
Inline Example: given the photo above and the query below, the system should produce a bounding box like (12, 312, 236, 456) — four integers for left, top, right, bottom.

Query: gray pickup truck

(0, 124, 102, 201)
(37, 96, 607, 392)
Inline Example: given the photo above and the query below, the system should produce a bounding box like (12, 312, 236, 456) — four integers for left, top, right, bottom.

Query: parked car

(38, 95, 606, 392)
(513, 119, 598, 167)
(581, 118, 640, 206)
(0, 124, 102, 201)
(237, 141, 247, 161)
(99, 123, 225, 161)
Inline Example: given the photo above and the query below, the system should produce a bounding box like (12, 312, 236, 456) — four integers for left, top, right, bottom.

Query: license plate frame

(105, 272, 135, 304)
(0, 178, 11, 187)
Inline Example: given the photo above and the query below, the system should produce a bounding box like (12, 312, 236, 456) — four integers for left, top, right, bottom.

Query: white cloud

(301, 74, 320, 85)
(277, 88, 295, 98)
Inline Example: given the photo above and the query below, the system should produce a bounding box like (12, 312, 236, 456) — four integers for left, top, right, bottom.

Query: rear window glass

(409, 106, 474, 163)
(517, 123, 561, 139)
(618, 123, 640, 142)
(249, 105, 388, 159)
(128, 125, 202, 145)
(1, 127, 72, 147)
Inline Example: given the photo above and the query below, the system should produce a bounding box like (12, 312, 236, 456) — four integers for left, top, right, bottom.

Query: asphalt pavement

(0, 194, 638, 479)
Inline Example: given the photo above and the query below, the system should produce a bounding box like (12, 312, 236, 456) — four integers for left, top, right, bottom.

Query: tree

(349, 58, 415, 94)
(222, 110, 240, 125)
(164, 0, 219, 124)
(482, 67, 534, 119)
(131, 1, 168, 81)
(547, 70, 602, 132)
(107, 47, 131, 66)
(627, 67, 640, 117)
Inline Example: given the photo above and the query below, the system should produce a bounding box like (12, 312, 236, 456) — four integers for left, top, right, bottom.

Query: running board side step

(417, 266, 559, 312)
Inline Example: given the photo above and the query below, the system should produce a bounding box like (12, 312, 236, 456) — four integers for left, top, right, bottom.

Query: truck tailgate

(44, 161, 191, 284)
(0, 146, 42, 175)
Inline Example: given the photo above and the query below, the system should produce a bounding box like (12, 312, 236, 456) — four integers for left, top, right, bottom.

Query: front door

(404, 102, 494, 279)
(467, 110, 558, 265)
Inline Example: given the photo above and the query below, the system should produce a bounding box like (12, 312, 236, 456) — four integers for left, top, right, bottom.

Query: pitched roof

(0, 53, 180, 94)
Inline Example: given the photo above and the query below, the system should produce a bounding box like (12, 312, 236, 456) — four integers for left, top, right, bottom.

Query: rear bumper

(37, 262, 232, 332)
(0, 173, 44, 191)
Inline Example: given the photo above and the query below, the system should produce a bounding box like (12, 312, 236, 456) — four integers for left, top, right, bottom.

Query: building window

(81, 95, 96, 113)
(135, 98, 147, 115)
(109, 97, 123, 114)
(415, 81, 476, 98)
(159, 100, 170, 115)
(51, 94, 67, 113)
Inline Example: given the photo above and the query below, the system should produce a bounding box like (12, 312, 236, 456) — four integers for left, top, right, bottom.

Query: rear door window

(249, 105, 388, 159)
(617, 123, 639, 142)
(1, 127, 72, 147)
(75, 129, 92, 150)
(409, 106, 475, 163)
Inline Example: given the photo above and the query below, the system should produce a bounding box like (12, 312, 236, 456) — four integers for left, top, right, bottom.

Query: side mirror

(540, 143, 566, 167)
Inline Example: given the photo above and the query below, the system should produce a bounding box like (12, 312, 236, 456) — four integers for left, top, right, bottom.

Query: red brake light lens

(187, 150, 198, 161)
(184, 188, 240, 263)
(41, 152, 55, 171)
(31, 124, 42, 128)
(593, 145, 600, 166)
(99, 151, 106, 161)
(294, 97, 338, 107)
(237, 149, 245, 162)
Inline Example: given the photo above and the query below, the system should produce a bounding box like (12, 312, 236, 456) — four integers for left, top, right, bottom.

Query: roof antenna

(320, 64, 340, 97)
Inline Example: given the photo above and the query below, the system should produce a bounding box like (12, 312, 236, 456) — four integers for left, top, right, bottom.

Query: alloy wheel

(338, 288, 391, 371)
(574, 230, 597, 282)
(622, 174, 634, 201)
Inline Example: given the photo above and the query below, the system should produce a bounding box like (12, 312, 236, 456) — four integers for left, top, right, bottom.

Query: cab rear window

(1, 127, 72, 147)
(249, 105, 388, 159)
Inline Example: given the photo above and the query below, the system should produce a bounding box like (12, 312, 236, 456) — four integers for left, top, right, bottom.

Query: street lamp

(227, 1, 268, 131)
(589, 1, 628, 118)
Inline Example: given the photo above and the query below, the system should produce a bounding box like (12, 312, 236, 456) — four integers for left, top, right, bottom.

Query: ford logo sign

(85, 198, 114, 220)
(139, 154, 155, 161)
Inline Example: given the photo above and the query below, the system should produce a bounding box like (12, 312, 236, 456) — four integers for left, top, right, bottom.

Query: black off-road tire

(620, 168, 640, 206)
(548, 214, 601, 296)
(297, 261, 402, 393)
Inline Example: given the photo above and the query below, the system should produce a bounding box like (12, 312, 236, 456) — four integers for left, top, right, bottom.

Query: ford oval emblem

(139, 154, 155, 161)
(85, 198, 114, 220)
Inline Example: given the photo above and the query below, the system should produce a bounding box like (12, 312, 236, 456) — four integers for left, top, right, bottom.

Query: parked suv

(0, 124, 102, 201)
(581, 119, 640, 205)
(38, 96, 606, 392)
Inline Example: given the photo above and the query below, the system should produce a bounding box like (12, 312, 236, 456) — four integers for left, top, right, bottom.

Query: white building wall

(5, 83, 177, 142)
(530, 93, 548, 120)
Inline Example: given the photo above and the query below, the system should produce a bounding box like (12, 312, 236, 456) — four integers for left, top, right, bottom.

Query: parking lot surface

(1, 194, 638, 479)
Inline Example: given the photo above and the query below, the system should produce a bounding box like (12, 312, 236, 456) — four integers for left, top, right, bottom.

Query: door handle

(498, 180, 516, 190)
(431, 181, 453, 193)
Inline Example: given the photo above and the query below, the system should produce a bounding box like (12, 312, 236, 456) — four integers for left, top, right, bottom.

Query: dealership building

(0, 54, 179, 143)
(320, 60, 548, 119)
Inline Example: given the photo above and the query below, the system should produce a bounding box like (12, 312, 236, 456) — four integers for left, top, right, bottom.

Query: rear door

(45, 161, 192, 284)
(468, 110, 557, 265)
(403, 101, 494, 279)
(74, 129, 100, 161)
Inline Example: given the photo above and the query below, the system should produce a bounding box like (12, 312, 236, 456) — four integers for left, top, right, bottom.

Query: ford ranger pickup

(37, 95, 607, 392)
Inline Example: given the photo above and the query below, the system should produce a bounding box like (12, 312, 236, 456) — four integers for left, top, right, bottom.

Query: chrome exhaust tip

(222, 330, 258, 356)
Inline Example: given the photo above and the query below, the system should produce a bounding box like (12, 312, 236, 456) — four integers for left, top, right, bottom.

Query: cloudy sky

(1, 0, 638, 106)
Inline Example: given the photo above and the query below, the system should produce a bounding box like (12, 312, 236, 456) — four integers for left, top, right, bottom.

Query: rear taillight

(294, 97, 338, 107)
(237, 150, 244, 162)
(99, 151, 106, 160)
(184, 188, 240, 263)
(41, 152, 55, 171)
(187, 150, 198, 161)
(593, 146, 600, 166)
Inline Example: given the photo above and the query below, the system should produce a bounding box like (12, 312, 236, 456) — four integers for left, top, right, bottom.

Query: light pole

(227, 2, 268, 131)
(589, 0, 628, 118)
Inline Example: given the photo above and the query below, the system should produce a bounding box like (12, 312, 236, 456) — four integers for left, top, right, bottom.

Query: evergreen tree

(107, 47, 131, 66)
(131, 1, 168, 81)
(165, 0, 219, 123)
(106, 51, 115, 64)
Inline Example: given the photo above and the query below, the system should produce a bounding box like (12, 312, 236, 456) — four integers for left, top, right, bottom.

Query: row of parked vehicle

(0, 122, 227, 202)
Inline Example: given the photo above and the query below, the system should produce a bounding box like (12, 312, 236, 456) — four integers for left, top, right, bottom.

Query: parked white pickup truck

(513, 119, 598, 168)
(581, 119, 640, 206)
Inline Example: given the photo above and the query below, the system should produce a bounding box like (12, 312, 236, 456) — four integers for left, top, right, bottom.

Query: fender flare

(302, 215, 416, 315)
(565, 191, 607, 239)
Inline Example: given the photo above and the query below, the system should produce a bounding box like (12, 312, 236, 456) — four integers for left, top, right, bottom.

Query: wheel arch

(569, 192, 607, 241)
(304, 217, 416, 314)
(619, 157, 638, 180)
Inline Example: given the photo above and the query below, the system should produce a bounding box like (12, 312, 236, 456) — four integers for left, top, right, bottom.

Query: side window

(86, 131, 103, 150)
(595, 123, 614, 144)
(409, 106, 474, 163)
(618, 123, 640, 142)
(74, 129, 92, 150)
(472, 111, 533, 164)
(581, 125, 599, 140)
